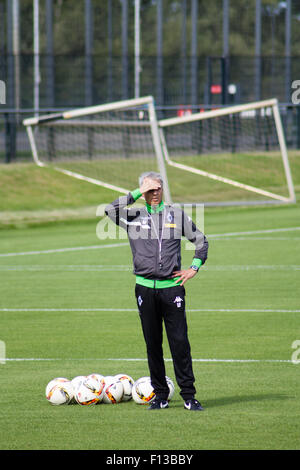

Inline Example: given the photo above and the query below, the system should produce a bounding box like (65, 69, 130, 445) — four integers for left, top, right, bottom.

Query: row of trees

(2, 0, 300, 58)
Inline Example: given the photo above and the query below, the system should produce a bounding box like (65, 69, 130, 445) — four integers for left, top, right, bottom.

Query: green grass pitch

(0, 161, 300, 451)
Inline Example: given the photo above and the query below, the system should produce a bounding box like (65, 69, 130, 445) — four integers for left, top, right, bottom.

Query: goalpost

(24, 96, 295, 207)
(23, 96, 172, 204)
(158, 98, 296, 206)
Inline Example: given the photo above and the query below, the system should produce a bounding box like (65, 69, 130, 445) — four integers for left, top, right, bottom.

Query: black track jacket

(105, 191, 209, 280)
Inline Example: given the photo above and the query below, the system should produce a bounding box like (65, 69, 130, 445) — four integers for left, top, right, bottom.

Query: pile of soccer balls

(45, 373, 175, 406)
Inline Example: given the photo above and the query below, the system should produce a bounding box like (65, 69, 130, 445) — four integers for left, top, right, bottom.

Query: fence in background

(2, 54, 300, 109)
(1, 0, 300, 162)
(1, 102, 300, 164)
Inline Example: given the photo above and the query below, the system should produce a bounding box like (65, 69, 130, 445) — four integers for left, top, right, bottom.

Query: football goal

(24, 97, 295, 207)
(159, 98, 296, 206)
(23, 96, 172, 203)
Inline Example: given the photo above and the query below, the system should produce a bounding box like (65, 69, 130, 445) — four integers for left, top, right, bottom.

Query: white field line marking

(1, 308, 299, 313)
(202, 265, 300, 271)
(3, 357, 293, 364)
(0, 265, 132, 271)
(209, 227, 300, 238)
(0, 242, 129, 258)
(1, 227, 299, 258)
(210, 237, 300, 241)
(0, 264, 299, 272)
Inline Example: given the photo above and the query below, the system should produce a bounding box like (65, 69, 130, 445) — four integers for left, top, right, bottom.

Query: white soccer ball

(102, 376, 124, 404)
(166, 376, 175, 401)
(101, 375, 114, 397)
(46, 379, 74, 405)
(71, 375, 87, 392)
(46, 377, 69, 397)
(114, 374, 134, 401)
(102, 375, 115, 386)
(87, 373, 105, 402)
(75, 376, 103, 405)
(132, 376, 156, 405)
(88, 373, 105, 384)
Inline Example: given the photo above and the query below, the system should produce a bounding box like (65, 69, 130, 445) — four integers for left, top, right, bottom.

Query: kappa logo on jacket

(174, 296, 183, 308)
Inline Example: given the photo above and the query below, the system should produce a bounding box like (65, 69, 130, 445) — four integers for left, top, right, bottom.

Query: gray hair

(138, 171, 163, 187)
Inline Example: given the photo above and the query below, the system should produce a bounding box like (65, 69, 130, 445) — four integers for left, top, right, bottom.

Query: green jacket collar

(146, 200, 164, 214)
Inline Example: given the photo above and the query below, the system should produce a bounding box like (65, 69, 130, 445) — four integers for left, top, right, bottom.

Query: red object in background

(210, 84, 222, 94)
(177, 108, 192, 117)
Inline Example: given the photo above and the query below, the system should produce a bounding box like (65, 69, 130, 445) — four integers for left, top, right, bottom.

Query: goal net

(23, 96, 171, 203)
(159, 99, 296, 206)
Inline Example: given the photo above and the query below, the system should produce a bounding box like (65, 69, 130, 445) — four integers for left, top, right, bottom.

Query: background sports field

(0, 156, 300, 451)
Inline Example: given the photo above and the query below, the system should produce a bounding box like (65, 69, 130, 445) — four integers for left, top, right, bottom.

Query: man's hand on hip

(172, 268, 197, 286)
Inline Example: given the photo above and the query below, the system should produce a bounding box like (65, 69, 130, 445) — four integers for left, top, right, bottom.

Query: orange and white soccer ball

(87, 373, 105, 402)
(75, 375, 104, 405)
(46, 377, 74, 405)
(114, 374, 134, 402)
(132, 376, 175, 404)
(102, 376, 124, 404)
(132, 376, 156, 405)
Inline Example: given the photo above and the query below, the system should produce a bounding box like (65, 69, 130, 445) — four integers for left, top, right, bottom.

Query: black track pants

(135, 284, 196, 401)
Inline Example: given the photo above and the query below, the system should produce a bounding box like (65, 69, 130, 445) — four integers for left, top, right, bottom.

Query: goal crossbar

(23, 96, 155, 127)
(159, 98, 278, 128)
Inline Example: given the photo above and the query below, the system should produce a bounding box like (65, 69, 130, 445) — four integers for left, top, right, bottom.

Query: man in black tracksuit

(105, 171, 208, 411)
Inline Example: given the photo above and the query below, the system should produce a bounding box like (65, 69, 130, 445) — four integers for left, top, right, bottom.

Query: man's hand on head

(140, 178, 162, 195)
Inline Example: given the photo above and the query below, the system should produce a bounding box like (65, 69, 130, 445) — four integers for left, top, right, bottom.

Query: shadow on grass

(170, 393, 289, 409)
(202, 393, 289, 408)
